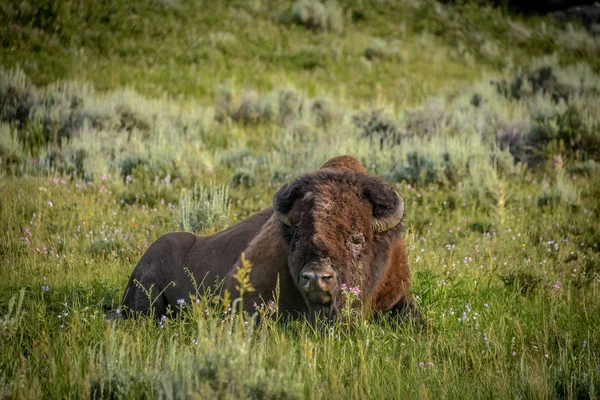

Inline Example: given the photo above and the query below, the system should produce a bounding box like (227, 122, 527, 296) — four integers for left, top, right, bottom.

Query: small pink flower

(48, 201, 53, 207)
(22, 237, 31, 245)
(551, 281, 561, 290)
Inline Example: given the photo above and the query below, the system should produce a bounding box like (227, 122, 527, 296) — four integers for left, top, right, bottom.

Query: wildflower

(115, 309, 121, 315)
(551, 281, 561, 290)
(512, 352, 516, 356)
(176, 298, 185, 306)
(192, 339, 198, 346)
(48, 201, 53, 207)
(583, 340, 587, 349)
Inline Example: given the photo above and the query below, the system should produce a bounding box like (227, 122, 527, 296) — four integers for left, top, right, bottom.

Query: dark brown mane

(320, 155, 368, 174)
(273, 170, 404, 227)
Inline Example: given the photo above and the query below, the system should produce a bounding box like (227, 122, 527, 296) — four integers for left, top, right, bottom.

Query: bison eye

(291, 229, 300, 249)
(350, 234, 365, 246)
(346, 233, 365, 258)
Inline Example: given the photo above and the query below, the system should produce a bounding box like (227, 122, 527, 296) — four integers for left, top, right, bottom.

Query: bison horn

(275, 210, 291, 227)
(372, 191, 404, 233)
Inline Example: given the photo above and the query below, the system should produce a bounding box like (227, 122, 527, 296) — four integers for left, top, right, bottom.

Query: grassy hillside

(1, 0, 600, 398)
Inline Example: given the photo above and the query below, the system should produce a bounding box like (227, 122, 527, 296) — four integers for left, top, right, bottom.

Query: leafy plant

(179, 183, 231, 234)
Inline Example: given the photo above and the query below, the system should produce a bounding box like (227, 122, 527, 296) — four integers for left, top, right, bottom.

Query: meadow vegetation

(1, 0, 599, 398)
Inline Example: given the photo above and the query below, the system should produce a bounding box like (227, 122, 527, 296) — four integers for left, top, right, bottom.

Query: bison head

(273, 170, 404, 323)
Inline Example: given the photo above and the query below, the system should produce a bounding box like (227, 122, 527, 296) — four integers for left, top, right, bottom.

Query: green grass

(1, 173, 599, 398)
(2, 0, 597, 105)
(1, 0, 600, 398)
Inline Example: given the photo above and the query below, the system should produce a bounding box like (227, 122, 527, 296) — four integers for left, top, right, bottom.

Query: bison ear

(273, 182, 303, 226)
(363, 183, 405, 233)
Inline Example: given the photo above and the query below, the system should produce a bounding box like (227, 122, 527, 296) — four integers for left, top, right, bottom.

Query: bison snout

(300, 264, 336, 304)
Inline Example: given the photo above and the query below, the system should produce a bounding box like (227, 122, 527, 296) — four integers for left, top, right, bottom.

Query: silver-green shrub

(289, 0, 343, 33)
(179, 183, 231, 234)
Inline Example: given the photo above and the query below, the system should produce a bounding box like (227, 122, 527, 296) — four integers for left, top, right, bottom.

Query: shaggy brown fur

(122, 155, 416, 322)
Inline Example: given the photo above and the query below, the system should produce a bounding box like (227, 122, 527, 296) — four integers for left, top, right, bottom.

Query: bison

(122, 155, 417, 323)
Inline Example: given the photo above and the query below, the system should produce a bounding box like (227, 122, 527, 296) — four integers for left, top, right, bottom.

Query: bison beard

(121, 155, 417, 323)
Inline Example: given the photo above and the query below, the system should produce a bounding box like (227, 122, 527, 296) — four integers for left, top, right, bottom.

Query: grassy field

(1, 0, 600, 398)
